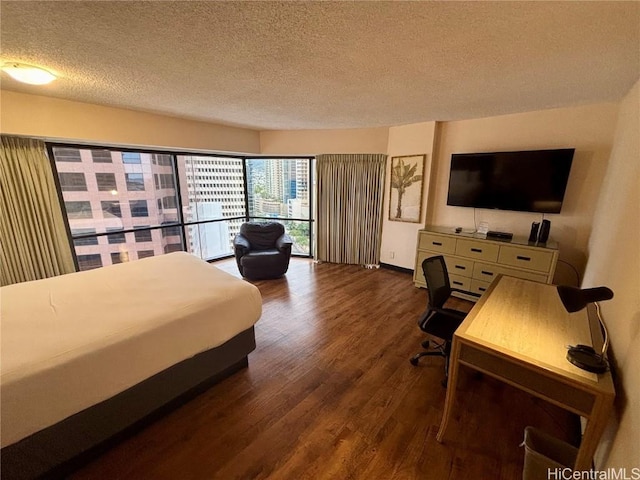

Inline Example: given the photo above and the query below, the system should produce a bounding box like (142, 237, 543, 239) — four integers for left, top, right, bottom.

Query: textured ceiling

(1, 1, 639, 130)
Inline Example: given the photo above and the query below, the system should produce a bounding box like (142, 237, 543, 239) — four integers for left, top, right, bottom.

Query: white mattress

(0, 252, 262, 448)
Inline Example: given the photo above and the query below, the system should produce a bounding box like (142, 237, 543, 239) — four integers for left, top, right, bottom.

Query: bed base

(1, 326, 256, 480)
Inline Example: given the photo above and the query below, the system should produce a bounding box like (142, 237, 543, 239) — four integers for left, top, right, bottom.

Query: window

(126, 173, 145, 191)
(134, 227, 152, 242)
(65, 201, 92, 219)
(92, 150, 112, 163)
(138, 250, 155, 259)
(71, 228, 98, 246)
(110, 252, 124, 264)
(51, 143, 314, 271)
(158, 173, 175, 189)
(153, 154, 173, 166)
(59, 172, 87, 192)
(101, 201, 122, 218)
(130, 200, 148, 217)
(96, 173, 117, 191)
(54, 147, 81, 162)
(162, 225, 181, 237)
(122, 152, 141, 164)
(106, 228, 125, 244)
(162, 196, 177, 209)
(164, 244, 182, 254)
(77, 254, 102, 271)
(246, 158, 312, 255)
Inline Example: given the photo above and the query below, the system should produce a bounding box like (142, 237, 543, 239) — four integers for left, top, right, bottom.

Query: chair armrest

(430, 305, 467, 321)
(451, 287, 481, 298)
(233, 234, 251, 253)
(276, 234, 293, 253)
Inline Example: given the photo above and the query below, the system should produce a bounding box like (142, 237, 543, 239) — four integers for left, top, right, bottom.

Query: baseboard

(380, 263, 413, 275)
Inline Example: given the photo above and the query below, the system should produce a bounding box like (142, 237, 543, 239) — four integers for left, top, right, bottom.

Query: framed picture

(389, 154, 426, 223)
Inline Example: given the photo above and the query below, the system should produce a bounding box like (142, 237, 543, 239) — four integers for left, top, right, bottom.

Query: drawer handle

(517, 255, 531, 261)
(479, 287, 486, 292)
(471, 248, 482, 253)
(481, 270, 494, 276)
(454, 265, 466, 270)
(453, 281, 463, 286)
(432, 241, 442, 246)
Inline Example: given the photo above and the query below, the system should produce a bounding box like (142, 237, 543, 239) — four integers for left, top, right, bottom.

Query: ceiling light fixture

(1, 62, 57, 85)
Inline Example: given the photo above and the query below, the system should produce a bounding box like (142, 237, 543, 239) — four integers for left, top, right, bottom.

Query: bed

(0, 252, 262, 479)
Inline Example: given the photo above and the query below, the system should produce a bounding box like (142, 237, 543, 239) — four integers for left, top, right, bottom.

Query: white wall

(380, 122, 436, 268)
(581, 80, 640, 469)
(0, 90, 261, 154)
(427, 103, 620, 284)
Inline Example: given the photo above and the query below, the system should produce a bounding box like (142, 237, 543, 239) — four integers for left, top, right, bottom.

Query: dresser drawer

(470, 279, 492, 296)
(498, 246, 553, 273)
(473, 262, 548, 283)
(449, 274, 471, 291)
(418, 233, 456, 254)
(444, 256, 474, 278)
(455, 239, 499, 262)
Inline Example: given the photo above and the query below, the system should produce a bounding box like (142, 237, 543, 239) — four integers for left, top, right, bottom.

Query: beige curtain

(316, 154, 386, 265)
(1, 136, 75, 286)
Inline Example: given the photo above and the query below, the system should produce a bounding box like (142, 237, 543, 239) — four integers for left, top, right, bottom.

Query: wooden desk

(436, 275, 615, 470)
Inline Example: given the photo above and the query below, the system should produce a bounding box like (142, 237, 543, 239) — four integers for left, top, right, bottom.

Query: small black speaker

(537, 220, 551, 243)
(528, 222, 540, 242)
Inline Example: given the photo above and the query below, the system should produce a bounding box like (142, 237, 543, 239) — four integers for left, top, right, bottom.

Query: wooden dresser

(413, 226, 559, 299)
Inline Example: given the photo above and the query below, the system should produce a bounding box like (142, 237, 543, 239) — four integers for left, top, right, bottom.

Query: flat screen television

(446, 148, 575, 213)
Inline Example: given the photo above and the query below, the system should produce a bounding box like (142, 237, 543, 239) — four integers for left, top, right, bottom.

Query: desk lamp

(557, 286, 614, 373)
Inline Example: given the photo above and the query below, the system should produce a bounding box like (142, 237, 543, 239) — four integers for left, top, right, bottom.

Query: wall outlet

(389, 251, 395, 259)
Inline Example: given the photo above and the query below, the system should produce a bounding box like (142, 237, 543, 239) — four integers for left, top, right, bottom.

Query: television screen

(446, 149, 574, 213)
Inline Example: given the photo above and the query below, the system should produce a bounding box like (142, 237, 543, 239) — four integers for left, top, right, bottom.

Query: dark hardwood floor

(72, 258, 578, 480)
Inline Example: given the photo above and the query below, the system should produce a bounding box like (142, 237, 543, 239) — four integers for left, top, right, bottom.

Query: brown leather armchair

(233, 222, 293, 280)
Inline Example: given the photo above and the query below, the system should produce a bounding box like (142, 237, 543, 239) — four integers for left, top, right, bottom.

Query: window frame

(48, 142, 314, 272)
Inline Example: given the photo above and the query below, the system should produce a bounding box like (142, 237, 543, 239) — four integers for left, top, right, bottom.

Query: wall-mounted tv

(446, 148, 575, 214)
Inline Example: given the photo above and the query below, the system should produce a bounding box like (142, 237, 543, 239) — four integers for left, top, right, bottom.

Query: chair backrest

(240, 222, 285, 249)
(422, 256, 452, 309)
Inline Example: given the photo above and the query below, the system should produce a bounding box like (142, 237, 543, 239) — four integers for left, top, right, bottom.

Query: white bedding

(0, 252, 262, 448)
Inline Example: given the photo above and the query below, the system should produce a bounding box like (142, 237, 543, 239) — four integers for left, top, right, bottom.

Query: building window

(101, 200, 122, 218)
(77, 254, 102, 271)
(138, 250, 155, 259)
(59, 172, 88, 192)
(110, 252, 124, 264)
(71, 228, 98, 246)
(162, 196, 177, 209)
(65, 201, 92, 219)
(162, 225, 181, 237)
(54, 147, 82, 162)
(96, 173, 117, 191)
(130, 200, 149, 217)
(126, 173, 145, 191)
(152, 154, 173, 166)
(158, 173, 175, 189)
(91, 150, 112, 163)
(122, 152, 141, 164)
(134, 227, 152, 242)
(164, 244, 182, 254)
(106, 228, 126, 244)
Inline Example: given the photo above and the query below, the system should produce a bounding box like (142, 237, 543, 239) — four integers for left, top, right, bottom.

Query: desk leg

(574, 395, 614, 470)
(437, 338, 461, 443)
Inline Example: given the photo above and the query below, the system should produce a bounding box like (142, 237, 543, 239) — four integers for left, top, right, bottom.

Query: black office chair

(410, 255, 468, 386)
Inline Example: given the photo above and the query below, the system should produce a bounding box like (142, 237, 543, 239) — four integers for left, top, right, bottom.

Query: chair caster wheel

(421, 340, 430, 349)
(410, 357, 419, 366)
